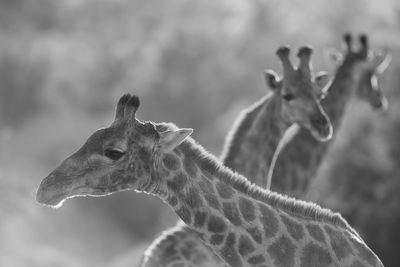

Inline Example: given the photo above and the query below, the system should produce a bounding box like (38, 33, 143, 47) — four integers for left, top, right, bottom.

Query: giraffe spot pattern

(324, 225, 353, 259)
(281, 213, 304, 241)
(176, 206, 191, 224)
(181, 240, 203, 263)
(306, 223, 326, 243)
(170, 263, 184, 267)
(193, 230, 205, 242)
(157, 237, 179, 264)
(208, 215, 227, 233)
(350, 260, 367, 267)
(183, 155, 198, 177)
(199, 178, 215, 193)
(348, 235, 379, 266)
(167, 173, 187, 192)
(97, 176, 109, 188)
(198, 180, 220, 210)
(167, 195, 178, 206)
(216, 181, 235, 199)
(181, 247, 191, 260)
(210, 234, 225, 245)
(162, 153, 181, 170)
(258, 203, 279, 238)
(204, 193, 220, 210)
(223, 202, 242, 226)
(197, 159, 215, 180)
(248, 132, 262, 148)
(300, 242, 332, 267)
(136, 165, 143, 177)
(184, 187, 203, 209)
(138, 148, 151, 169)
(238, 234, 255, 257)
(191, 250, 208, 265)
(247, 254, 265, 264)
(239, 197, 256, 222)
(220, 232, 243, 267)
(267, 235, 295, 267)
(247, 226, 263, 244)
(193, 211, 207, 228)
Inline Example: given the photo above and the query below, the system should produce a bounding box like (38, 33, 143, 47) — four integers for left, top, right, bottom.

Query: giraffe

(139, 45, 334, 266)
(36, 94, 383, 267)
(269, 34, 391, 199)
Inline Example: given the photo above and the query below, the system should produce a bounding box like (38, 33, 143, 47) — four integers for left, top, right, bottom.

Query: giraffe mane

(220, 93, 273, 165)
(156, 122, 355, 232)
(139, 223, 184, 266)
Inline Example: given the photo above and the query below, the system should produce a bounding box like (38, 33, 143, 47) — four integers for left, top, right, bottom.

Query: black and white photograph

(1, 1, 399, 266)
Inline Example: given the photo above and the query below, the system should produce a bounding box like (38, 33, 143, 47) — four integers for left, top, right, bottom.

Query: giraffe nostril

(372, 97, 388, 112)
(311, 115, 327, 128)
(41, 174, 56, 187)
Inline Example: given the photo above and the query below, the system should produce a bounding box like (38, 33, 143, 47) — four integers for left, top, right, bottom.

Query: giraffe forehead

(282, 77, 315, 95)
(86, 126, 127, 146)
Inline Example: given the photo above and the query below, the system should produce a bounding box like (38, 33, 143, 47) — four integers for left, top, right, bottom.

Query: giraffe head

(264, 46, 333, 141)
(331, 34, 391, 111)
(36, 94, 193, 208)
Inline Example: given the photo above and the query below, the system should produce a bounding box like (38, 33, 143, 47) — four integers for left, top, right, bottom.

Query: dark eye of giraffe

(104, 149, 125, 160)
(282, 93, 295, 101)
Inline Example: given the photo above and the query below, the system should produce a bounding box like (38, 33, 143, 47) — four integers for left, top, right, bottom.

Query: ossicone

(342, 33, 369, 59)
(276, 45, 296, 78)
(297, 46, 313, 77)
(115, 94, 140, 121)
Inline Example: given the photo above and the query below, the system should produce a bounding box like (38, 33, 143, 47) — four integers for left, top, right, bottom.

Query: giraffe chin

(310, 126, 333, 142)
(36, 190, 69, 208)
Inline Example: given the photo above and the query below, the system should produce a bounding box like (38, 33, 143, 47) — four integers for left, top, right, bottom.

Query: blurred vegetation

(1, 0, 400, 266)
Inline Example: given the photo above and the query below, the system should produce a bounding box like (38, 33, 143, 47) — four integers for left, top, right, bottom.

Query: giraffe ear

(325, 48, 343, 67)
(373, 48, 392, 74)
(158, 128, 193, 152)
(315, 71, 332, 89)
(264, 69, 281, 91)
(314, 71, 332, 99)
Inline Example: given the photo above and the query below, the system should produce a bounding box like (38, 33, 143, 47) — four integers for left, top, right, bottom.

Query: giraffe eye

(282, 93, 295, 101)
(104, 149, 125, 160)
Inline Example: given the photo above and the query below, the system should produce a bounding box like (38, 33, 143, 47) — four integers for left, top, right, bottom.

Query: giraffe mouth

(36, 183, 133, 208)
(309, 116, 333, 142)
(36, 189, 68, 208)
(36, 170, 138, 208)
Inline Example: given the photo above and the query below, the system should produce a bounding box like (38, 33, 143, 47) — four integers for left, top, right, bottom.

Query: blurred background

(0, 0, 400, 266)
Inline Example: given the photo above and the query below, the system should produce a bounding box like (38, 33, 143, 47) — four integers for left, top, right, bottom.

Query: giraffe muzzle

(36, 186, 67, 207)
(371, 96, 389, 112)
(36, 173, 74, 207)
(310, 114, 333, 142)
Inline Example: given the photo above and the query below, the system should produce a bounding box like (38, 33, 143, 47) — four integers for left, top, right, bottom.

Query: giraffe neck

(220, 93, 290, 188)
(144, 137, 363, 267)
(270, 58, 362, 197)
(322, 58, 360, 126)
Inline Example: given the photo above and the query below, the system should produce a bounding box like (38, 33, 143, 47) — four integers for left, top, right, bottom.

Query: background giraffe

(140, 46, 333, 266)
(36, 94, 383, 267)
(269, 34, 391, 199)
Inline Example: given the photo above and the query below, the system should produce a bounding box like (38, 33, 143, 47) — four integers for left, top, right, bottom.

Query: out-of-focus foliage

(1, 0, 400, 266)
